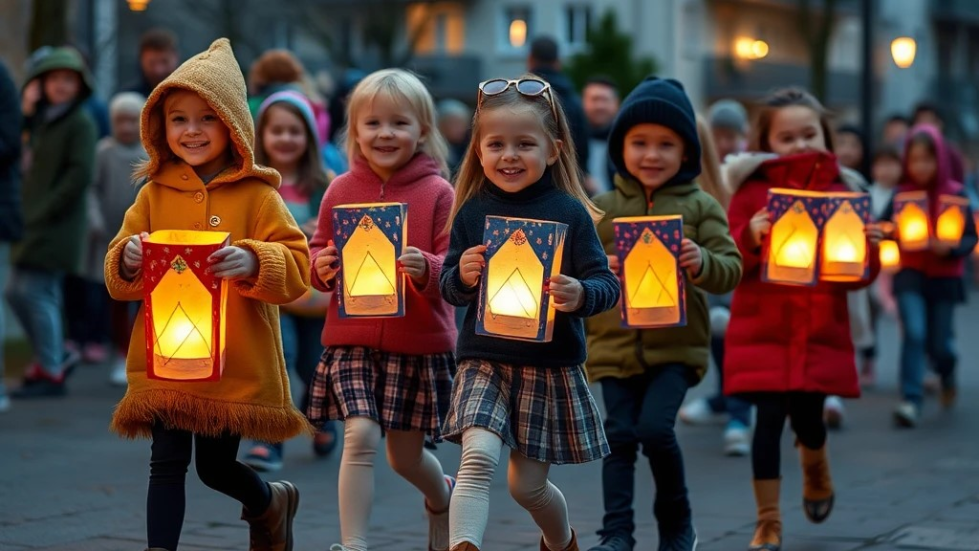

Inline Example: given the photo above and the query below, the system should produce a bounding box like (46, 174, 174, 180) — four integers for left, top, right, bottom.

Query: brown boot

(799, 444, 834, 523)
(540, 528, 578, 551)
(449, 543, 480, 551)
(241, 480, 300, 551)
(748, 479, 782, 551)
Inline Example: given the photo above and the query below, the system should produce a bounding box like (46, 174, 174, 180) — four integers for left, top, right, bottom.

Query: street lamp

(891, 37, 916, 68)
(127, 0, 151, 11)
(734, 37, 769, 60)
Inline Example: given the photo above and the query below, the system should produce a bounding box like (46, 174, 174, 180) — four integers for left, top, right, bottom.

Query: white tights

(338, 416, 451, 551)
(449, 428, 572, 550)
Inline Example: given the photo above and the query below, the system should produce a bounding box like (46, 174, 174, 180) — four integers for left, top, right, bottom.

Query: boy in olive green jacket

(584, 77, 742, 551)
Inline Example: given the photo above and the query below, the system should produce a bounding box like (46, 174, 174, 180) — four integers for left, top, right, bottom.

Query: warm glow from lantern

(509, 19, 527, 47)
(616, 216, 684, 328)
(821, 197, 868, 282)
(880, 239, 901, 272)
(936, 195, 968, 247)
(896, 201, 930, 251)
(334, 203, 406, 318)
(891, 37, 916, 68)
(767, 197, 819, 284)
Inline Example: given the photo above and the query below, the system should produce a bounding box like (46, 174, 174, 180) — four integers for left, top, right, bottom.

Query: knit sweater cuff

(104, 238, 144, 301)
(232, 239, 291, 303)
(415, 250, 444, 299)
(572, 280, 599, 318)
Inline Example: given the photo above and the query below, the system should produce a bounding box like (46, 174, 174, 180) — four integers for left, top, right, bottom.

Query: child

(881, 124, 977, 428)
(103, 39, 311, 551)
(7, 46, 97, 398)
(439, 76, 620, 551)
(585, 79, 743, 551)
(242, 90, 337, 471)
(306, 69, 457, 551)
(87, 92, 148, 386)
(722, 88, 882, 551)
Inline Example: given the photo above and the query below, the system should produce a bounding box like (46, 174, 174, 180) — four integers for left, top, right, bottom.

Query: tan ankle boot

(449, 542, 480, 551)
(799, 444, 834, 523)
(241, 480, 300, 551)
(748, 479, 781, 551)
(539, 528, 578, 551)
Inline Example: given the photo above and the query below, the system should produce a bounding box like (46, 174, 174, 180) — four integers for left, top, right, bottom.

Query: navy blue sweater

(440, 172, 620, 368)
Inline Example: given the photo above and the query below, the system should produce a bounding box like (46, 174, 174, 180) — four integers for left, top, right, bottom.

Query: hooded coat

(104, 39, 312, 440)
(722, 151, 880, 398)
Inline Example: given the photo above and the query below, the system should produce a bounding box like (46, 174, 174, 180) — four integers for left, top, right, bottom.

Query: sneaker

(11, 378, 66, 398)
(658, 523, 697, 551)
(587, 533, 634, 551)
(83, 343, 108, 364)
(0, 395, 10, 413)
(893, 401, 919, 428)
(426, 475, 455, 551)
(109, 357, 128, 387)
(312, 423, 338, 457)
(823, 396, 845, 430)
(243, 443, 283, 472)
(723, 422, 750, 457)
(679, 398, 725, 426)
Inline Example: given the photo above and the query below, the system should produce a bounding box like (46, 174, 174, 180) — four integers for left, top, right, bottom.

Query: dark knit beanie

(608, 77, 701, 186)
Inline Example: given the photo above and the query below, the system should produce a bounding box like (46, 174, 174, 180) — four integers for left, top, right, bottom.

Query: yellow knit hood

(138, 38, 280, 189)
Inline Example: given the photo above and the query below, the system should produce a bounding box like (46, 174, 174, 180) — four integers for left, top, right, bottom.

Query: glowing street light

(891, 37, 916, 68)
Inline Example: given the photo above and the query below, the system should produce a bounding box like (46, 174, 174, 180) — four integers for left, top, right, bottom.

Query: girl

(882, 124, 977, 428)
(585, 79, 742, 551)
(722, 88, 882, 551)
(306, 69, 457, 551)
(439, 76, 620, 551)
(7, 46, 96, 398)
(104, 39, 311, 551)
(242, 90, 337, 471)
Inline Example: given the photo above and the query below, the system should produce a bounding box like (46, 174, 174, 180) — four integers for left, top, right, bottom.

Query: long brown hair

(695, 114, 731, 209)
(749, 87, 835, 153)
(255, 101, 330, 195)
(447, 76, 602, 230)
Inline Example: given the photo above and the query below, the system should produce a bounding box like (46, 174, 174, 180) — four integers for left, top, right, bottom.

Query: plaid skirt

(442, 359, 609, 464)
(307, 346, 454, 440)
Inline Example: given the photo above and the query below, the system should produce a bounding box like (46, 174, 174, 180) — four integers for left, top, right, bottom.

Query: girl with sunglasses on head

(439, 76, 620, 551)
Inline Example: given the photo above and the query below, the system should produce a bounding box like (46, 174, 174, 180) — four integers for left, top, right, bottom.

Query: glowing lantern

(333, 203, 407, 318)
(936, 194, 969, 248)
(893, 191, 930, 251)
(879, 239, 901, 272)
(477, 216, 568, 342)
(973, 212, 979, 256)
(613, 216, 686, 328)
(763, 189, 825, 286)
(820, 192, 871, 282)
(142, 230, 230, 381)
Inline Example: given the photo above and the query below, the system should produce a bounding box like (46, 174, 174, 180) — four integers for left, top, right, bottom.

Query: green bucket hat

(25, 46, 94, 101)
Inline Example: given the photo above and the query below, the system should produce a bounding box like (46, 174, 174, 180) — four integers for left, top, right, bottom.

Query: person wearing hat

(7, 46, 98, 399)
(706, 98, 749, 163)
(584, 77, 743, 551)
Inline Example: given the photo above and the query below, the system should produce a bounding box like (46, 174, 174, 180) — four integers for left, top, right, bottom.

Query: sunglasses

(477, 78, 559, 122)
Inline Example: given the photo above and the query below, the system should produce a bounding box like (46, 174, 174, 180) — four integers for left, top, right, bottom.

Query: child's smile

(478, 107, 560, 193)
(165, 89, 231, 177)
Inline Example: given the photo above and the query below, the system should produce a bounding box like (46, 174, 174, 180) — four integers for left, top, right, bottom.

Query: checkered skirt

(441, 359, 609, 464)
(307, 347, 454, 440)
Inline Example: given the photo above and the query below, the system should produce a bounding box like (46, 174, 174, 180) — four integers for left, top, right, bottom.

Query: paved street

(2, 303, 979, 551)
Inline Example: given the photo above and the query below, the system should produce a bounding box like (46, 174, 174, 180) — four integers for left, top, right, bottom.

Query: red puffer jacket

(721, 151, 880, 398)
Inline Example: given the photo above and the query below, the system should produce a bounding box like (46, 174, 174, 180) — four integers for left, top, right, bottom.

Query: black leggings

(751, 392, 827, 480)
(148, 423, 272, 550)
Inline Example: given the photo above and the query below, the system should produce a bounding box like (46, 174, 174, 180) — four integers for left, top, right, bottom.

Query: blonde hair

(695, 114, 732, 209)
(447, 76, 602, 230)
(342, 69, 449, 178)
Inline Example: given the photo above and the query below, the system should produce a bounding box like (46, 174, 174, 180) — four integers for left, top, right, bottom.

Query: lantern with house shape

(613, 215, 686, 328)
(935, 194, 969, 248)
(820, 192, 871, 282)
(477, 216, 568, 342)
(763, 189, 826, 286)
(893, 191, 930, 251)
(332, 203, 407, 318)
(879, 239, 901, 272)
(143, 230, 230, 381)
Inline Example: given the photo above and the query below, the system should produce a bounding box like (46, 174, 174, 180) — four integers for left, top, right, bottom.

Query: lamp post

(891, 37, 917, 68)
(860, 0, 874, 180)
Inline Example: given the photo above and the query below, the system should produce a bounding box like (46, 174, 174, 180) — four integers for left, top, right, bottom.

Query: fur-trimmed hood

(722, 151, 867, 194)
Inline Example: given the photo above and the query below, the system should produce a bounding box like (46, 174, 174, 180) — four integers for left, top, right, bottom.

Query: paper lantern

(477, 216, 568, 342)
(142, 230, 230, 381)
(820, 192, 871, 282)
(613, 216, 686, 328)
(332, 203, 407, 318)
(893, 191, 930, 251)
(936, 194, 969, 248)
(879, 239, 901, 272)
(763, 189, 826, 286)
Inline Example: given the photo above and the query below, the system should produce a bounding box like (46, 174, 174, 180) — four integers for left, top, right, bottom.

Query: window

(409, 2, 466, 55)
(565, 5, 592, 50)
(501, 6, 533, 52)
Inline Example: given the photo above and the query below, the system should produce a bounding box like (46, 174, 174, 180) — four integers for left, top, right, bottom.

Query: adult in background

(582, 76, 620, 195)
(437, 98, 472, 181)
(707, 99, 748, 162)
(0, 61, 23, 412)
(882, 113, 910, 148)
(122, 28, 179, 97)
(528, 35, 590, 178)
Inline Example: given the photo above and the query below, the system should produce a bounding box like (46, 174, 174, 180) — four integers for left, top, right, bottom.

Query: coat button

(193, 222, 202, 229)
(181, 174, 189, 180)
(209, 215, 221, 227)
(194, 192, 204, 203)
